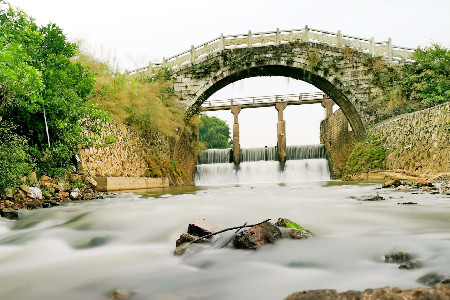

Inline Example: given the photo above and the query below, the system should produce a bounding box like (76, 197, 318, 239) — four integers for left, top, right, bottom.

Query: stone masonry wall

(371, 102, 450, 176)
(320, 109, 356, 178)
(79, 121, 149, 177)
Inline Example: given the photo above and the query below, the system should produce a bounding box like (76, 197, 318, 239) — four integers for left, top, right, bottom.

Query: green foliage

(199, 115, 231, 149)
(368, 45, 449, 120)
(0, 122, 33, 197)
(343, 136, 387, 175)
(190, 60, 219, 78)
(0, 2, 107, 181)
(285, 222, 303, 233)
(402, 45, 450, 106)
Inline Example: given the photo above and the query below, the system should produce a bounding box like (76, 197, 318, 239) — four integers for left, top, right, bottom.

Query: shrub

(343, 136, 387, 176)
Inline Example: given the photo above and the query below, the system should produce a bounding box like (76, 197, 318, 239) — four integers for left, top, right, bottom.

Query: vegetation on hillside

(73, 54, 200, 184)
(0, 2, 107, 196)
(199, 115, 231, 149)
(366, 44, 449, 121)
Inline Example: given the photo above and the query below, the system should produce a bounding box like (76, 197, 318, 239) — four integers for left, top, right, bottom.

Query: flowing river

(0, 149, 449, 299)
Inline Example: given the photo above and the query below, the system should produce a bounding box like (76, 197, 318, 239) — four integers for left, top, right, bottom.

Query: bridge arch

(188, 63, 366, 141)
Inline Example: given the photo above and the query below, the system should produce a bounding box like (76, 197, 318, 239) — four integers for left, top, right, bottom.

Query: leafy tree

(199, 115, 231, 149)
(402, 45, 450, 106)
(0, 1, 107, 179)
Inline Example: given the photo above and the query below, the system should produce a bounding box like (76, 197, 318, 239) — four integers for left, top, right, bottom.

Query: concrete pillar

(275, 102, 287, 163)
(231, 105, 241, 164)
(321, 98, 335, 119)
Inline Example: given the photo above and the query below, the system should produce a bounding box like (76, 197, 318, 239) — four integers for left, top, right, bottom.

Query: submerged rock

(399, 260, 421, 269)
(0, 208, 19, 220)
(287, 228, 311, 239)
(417, 272, 450, 286)
(233, 221, 282, 249)
(384, 251, 411, 263)
(108, 289, 131, 300)
(176, 233, 197, 247)
(284, 284, 450, 300)
(355, 194, 385, 201)
(382, 179, 401, 188)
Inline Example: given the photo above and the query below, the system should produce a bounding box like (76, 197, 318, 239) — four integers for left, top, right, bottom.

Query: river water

(0, 159, 449, 299)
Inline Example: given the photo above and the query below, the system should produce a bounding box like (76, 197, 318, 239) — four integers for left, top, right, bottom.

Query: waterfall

(195, 144, 330, 185)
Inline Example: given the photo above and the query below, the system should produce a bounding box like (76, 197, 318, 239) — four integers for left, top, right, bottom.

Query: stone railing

(128, 26, 416, 75)
(201, 92, 328, 111)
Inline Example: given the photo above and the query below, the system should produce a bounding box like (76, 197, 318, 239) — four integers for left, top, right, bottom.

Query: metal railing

(127, 26, 416, 76)
(201, 92, 328, 111)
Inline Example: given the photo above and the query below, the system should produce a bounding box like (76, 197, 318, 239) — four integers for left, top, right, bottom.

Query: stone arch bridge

(129, 26, 415, 163)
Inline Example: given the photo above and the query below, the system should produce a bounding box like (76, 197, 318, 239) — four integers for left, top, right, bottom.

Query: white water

(195, 159, 330, 185)
(0, 182, 449, 299)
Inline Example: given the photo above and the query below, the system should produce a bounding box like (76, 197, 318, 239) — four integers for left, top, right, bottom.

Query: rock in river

(233, 221, 282, 249)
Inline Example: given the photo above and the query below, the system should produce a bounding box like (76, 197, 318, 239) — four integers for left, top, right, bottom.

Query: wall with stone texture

(371, 102, 450, 176)
(320, 109, 356, 178)
(79, 121, 150, 177)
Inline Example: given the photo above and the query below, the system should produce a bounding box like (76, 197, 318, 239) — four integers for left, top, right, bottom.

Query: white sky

(7, 0, 450, 147)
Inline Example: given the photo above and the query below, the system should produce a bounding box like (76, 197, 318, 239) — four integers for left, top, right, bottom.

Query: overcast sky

(7, 0, 450, 147)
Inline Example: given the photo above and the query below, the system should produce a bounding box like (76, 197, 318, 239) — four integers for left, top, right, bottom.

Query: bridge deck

(201, 92, 328, 111)
(128, 25, 415, 75)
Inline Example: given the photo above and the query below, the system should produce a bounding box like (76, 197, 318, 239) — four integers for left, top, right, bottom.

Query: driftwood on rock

(189, 219, 271, 244)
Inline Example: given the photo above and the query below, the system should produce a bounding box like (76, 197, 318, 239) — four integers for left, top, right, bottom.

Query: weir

(195, 144, 330, 185)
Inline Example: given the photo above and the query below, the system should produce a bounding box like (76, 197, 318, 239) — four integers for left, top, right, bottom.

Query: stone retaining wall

(79, 121, 152, 178)
(371, 102, 450, 176)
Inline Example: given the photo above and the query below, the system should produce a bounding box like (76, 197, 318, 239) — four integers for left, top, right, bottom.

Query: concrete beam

(94, 177, 169, 192)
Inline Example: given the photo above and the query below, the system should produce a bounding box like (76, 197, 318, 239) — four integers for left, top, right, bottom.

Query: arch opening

(192, 64, 366, 141)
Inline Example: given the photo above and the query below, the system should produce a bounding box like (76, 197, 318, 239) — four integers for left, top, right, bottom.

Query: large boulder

(233, 221, 282, 249)
(28, 187, 42, 199)
(382, 179, 401, 188)
(0, 208, 19, 220)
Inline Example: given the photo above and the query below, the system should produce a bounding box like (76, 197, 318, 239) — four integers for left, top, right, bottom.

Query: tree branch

(190, 219, 271, 244)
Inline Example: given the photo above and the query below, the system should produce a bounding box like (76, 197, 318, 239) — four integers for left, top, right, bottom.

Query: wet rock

(397, 185, 407, 190)
(176, 233, 197, 247)
(108, 289, 131, 300)
(174, 244, 197, 256)
(42, 200, 60, 208)
(57, 191, 70, 201)
(28, 187, 42, 199)
(355, 194, 385, 201)
(399, 260, 421, 269)
(417, 272, 450, 286)
(441, 184, 450, 195)
(187, 218, 222, 237)
(423, 186, 440, 194)
(284, 284, 450, 300)
(233, 221, 282, 249)
(275, 218, 294, 227)
(287, 228, 311, 239)
(417, 179, 433, 188)
(384, 251, 411, 263)
(397, 201, 418, 205)
(382, 179, 401, 188)
(70, 188, 82, 200)
(0, 208, 19, 220)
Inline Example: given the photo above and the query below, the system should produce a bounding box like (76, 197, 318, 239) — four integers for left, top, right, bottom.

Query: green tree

(199, 115, 231, 149)
(402, 45, 450, 106)
(0, 1, 107, 179)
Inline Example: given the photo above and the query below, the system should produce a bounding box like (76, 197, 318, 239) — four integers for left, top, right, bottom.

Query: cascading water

(195, 144, 330, 185)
